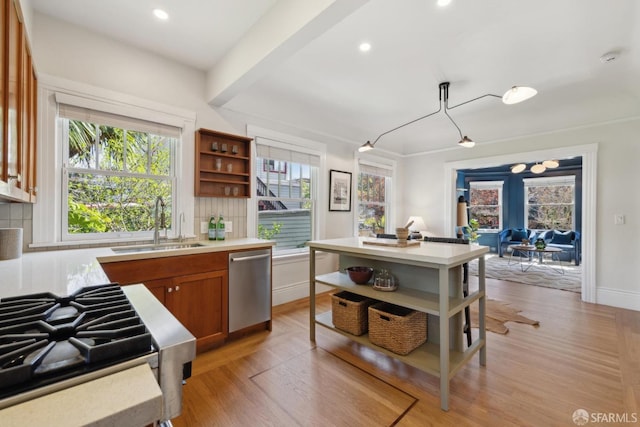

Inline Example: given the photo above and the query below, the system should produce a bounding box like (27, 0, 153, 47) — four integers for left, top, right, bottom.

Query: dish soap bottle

(216, 213, 225, 241)
(208, 215, 216, 240)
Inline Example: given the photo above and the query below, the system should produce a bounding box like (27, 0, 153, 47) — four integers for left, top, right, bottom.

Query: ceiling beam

(205, 0, 369, 107)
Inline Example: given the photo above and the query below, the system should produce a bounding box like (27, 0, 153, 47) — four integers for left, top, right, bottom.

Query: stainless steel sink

(111, 242, 205, 253)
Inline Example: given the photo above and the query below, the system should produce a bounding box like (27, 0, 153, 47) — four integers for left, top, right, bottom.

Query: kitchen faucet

(153, 196, 166, 245)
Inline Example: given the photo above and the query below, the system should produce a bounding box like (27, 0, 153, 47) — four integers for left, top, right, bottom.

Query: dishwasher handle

(230, 253, 271, 263)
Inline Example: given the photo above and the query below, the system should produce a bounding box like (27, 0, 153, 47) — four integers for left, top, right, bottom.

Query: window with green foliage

(255, 141, 320, 254)
(61, 114, 177, 240)
(358, 162, 393, 235)
(524, 176, 575, 230)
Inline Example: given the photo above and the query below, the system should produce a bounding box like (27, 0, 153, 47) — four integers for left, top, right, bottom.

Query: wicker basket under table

(368, 302, 427, 355)
(331, 291, 377, 336)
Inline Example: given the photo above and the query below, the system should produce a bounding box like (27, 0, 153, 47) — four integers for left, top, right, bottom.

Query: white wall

(29, 11, 638, 311)
(401, 118, 640, 311)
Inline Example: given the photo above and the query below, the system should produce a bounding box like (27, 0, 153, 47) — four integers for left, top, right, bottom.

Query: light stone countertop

(0, 238, 274, 299)
(307, 237, 489, 266)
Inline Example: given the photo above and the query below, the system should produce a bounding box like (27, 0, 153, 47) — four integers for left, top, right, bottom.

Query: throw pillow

(511, 229, 528, 241)
(551, 230, 573, 244)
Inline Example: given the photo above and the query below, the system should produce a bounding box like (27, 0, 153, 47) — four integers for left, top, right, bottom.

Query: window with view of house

(357, 162, 393, 236)
(255, 141, 319, 254)
(60, 103, 179, 240)
(524, 176, 575, 230)
(469, 181, 503, 230)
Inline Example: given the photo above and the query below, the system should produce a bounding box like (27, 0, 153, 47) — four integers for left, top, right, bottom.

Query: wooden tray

(363, 239, 420, 248)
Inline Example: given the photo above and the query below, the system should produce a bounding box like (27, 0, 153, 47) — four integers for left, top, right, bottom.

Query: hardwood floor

(172, 278, 640, 426)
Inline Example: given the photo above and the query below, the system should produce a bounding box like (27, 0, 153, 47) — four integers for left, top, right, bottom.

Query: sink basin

(111, 242, 205, 253)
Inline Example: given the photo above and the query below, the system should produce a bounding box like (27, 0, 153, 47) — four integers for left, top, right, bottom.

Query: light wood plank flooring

(172, 278, 640, 426)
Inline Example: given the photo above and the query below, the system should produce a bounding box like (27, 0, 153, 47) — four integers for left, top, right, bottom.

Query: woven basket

(331, 291, 377, 336)
(368, 302, 427, 355)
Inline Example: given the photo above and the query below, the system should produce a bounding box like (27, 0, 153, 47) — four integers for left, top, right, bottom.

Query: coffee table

(508, 244, 564, 274)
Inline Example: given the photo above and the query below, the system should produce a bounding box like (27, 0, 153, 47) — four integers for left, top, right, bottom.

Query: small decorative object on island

(346, 266, 374, 284)
(535, 238, 546, 250)
(373, 268, 398, 292)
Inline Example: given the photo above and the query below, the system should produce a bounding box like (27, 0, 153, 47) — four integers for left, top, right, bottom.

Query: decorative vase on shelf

(534, 238, 546, 250)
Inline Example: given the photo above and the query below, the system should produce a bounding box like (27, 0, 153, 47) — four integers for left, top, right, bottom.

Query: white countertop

(0, 238, 274, 298)
(307, 237, 488, 266)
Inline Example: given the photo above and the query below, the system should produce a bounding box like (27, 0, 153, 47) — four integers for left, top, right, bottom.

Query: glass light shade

(542, 159, 559, 168)
(358, 141, 374, 152)
(511, 163, 526, 173)
(502, 86, 537, 105)
(530, 163, 546, 174)
(406, 216, 427, 232)
(458, 136, 475, 148)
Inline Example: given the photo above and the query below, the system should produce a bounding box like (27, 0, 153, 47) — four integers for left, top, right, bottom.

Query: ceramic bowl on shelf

(345, 266, 374, 284)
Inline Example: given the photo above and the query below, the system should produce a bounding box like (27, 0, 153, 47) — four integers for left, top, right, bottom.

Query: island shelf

(307, 237, 488, 411)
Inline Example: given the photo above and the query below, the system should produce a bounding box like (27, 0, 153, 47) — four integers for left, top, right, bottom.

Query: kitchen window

(357, 160, 394, 236)
(524, 175, 575, 230)
(255, 137, 322, 255)
(32, 83, 195, 247)
(469, 181, 503, 230)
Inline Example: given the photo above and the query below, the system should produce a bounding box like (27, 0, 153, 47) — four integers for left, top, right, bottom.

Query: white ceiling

(30, 0, 640, 156)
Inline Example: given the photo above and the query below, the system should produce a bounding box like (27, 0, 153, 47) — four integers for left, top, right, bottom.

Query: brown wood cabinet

(100, 251, 229, 353)
(195, 128, 252, 198)
(0, 0, 37, 203)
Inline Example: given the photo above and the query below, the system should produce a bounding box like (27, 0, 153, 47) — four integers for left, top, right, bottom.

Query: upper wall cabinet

(0, 0, 38, 203)
(195, 128, 252, 198)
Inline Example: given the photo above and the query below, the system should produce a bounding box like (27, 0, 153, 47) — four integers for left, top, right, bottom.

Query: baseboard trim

(596, 287, 640, 312)
(272, 281, 331, 306)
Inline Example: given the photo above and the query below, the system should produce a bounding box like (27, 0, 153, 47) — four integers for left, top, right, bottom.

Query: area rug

(471, 299, 540, 334)
(467, 253, 581, 293)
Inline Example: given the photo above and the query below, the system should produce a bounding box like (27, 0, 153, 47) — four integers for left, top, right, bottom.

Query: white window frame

(469, 180, 504, 232)
(247, 125, 326, 257)
(60, 116, 178, 242)
(355, 156, 395, 236)
(32, 75, 196, 248)
(523, 175, 576, 231)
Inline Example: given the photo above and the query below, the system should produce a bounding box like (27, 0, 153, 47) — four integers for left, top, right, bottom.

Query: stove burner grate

(0, 284, 154, 398)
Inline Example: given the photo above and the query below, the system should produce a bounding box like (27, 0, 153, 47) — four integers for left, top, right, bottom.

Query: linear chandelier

(359, 82, 537, 152)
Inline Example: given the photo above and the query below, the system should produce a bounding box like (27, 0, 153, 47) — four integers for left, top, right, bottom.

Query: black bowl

(346, 266, 374, 284)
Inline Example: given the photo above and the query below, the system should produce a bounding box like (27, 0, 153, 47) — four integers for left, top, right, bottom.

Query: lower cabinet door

(168, 270, 229, 352)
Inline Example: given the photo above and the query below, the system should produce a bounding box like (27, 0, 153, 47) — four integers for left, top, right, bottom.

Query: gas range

(0, 284, 196, 425)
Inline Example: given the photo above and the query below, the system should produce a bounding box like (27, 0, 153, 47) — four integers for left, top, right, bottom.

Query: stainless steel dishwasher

(228, 248, 272, 332)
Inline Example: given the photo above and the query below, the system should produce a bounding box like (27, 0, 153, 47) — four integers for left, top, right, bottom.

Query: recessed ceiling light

(437, 0, 452, 6)
(359, 42, 371, 52)
(153, 9, 169, 20)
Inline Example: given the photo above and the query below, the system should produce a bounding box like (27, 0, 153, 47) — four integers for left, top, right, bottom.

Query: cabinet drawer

(101, 251, 228, 284)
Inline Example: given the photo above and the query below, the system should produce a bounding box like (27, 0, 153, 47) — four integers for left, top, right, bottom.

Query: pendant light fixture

(502, 86, 537, 105)
(510, 159, 560, 174)
(359, 82, 537, 152)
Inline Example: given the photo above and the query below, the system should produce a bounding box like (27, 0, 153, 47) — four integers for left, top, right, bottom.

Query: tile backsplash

(0, 203, 32, 253)
(0, 198, 248, 253)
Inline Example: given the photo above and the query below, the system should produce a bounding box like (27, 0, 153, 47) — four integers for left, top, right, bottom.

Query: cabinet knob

(175, 286, 180, 292)
(167, 287, 173, 293)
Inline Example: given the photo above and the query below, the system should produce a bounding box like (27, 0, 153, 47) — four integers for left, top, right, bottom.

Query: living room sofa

(539, 229, 581, 266)
(498, 228, 537, 258)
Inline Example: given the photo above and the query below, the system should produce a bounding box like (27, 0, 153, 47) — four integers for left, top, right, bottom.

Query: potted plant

(465, 219, 481, 244)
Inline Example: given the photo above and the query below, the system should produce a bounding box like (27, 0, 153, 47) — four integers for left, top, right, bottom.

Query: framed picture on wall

(329, 169, 352, 212)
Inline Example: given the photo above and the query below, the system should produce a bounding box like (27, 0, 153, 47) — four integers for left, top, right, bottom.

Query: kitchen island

(307, 237, 488, 411)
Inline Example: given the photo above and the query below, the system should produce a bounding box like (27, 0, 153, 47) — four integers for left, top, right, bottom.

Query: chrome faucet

(178, 212, 185, 242)
(153, 196, 166, 245)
